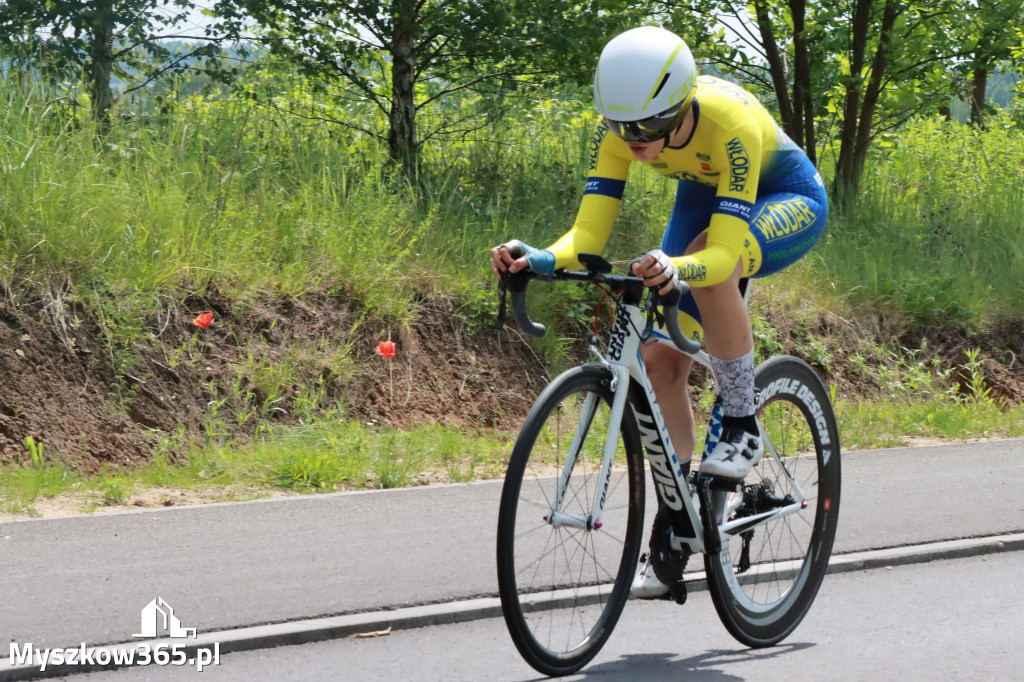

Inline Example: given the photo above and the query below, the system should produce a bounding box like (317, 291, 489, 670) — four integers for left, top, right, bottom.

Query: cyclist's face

(626, 140, 663, 162)
(622, 106, 693, 162)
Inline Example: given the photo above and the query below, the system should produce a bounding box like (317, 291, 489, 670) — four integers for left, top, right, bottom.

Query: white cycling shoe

(699, 427, 764, 480)
(630, 554, 670, 599)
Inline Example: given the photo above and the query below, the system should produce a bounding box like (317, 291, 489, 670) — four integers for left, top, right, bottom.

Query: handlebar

(495, 254, 702, 356)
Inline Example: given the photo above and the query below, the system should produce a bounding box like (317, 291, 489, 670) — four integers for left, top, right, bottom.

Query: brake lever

(639, 290, 658, 341)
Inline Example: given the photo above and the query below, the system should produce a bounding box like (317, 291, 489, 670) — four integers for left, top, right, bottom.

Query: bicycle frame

(544, 292, 810, 557)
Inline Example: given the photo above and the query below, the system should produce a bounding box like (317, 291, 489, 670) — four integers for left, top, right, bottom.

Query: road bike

(495, 254, 841, 677)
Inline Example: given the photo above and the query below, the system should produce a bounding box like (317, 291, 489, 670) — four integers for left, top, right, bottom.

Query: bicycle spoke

(498, 368, 645, 675)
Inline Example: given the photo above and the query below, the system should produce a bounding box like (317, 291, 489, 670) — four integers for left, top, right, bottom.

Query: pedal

(667, 580, 687, 605)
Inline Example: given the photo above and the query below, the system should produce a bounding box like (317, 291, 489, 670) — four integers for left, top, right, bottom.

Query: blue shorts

(659, 155, 828, 336)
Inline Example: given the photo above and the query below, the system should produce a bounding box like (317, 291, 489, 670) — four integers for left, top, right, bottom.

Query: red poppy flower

(375, 341, 396, 359)
(193, 312, 214, 328)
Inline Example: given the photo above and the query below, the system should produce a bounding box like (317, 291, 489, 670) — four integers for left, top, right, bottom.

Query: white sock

(710, 350, 755, 418)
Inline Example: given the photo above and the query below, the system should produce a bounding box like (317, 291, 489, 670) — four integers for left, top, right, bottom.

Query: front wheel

(497, 365, 646, 677)
(704, 355, 841, 647)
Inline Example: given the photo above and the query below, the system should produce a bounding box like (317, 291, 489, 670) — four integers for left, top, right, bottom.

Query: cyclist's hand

(630, 249, 679, 296)
(490, 240, 555, 281)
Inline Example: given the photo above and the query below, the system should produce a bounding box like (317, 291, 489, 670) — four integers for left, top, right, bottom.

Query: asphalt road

(1, 439, 1021, 676)
(70, 551, 1024, 681)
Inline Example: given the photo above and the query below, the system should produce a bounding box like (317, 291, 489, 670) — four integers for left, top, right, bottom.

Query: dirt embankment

(0, 286, 1021, 473)
(0, 288, 547, 473)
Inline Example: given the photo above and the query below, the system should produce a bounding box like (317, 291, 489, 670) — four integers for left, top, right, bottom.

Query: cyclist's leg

(631, 183, 708, 600)
(747, 189, 829, 280)
(645, 180, 715, 468)
(685, 174, 827, 478)
(640, 343, 697, 465)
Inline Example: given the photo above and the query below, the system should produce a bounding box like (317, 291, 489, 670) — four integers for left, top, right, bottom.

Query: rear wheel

(704, 356, 841, 647)
(497, 365, 646, 676)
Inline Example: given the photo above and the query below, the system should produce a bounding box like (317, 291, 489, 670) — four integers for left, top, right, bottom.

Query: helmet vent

(651, 73, 670, 99)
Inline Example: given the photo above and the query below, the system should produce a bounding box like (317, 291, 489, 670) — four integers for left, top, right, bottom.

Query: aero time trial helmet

(594, 26, 698, 143)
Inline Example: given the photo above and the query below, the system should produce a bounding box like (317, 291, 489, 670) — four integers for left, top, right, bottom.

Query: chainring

(648, 506, 691, 604)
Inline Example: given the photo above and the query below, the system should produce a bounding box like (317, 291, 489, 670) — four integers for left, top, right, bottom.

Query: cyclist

(490, 26, 827, 598)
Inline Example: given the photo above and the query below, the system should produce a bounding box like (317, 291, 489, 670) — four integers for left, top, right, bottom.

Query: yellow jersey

(547, 76, 808, 286)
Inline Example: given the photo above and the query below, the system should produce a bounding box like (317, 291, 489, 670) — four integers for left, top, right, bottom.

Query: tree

(213, 0, 648, 182)
(654, 0, 991, 207)
(0, 0, 236, 133)
(957, 0, 1024, 127)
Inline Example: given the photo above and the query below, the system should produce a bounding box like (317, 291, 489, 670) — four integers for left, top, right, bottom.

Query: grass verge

(3, 388, 1022, 520)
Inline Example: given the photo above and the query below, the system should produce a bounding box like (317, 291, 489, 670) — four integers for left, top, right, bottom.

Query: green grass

(0, 421, 517, 517)
(3, 386, 1022, 518)
(3, 338, 1021, 517)
(817, 115, 1024, 330)
(1, 72, 1024, 516)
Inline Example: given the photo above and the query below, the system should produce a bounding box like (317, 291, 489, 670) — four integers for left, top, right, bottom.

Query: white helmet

(594, 26, 698, 142)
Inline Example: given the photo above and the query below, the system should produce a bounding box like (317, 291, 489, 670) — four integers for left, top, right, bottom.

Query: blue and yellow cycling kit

(548, 76, 828, 280)
(542, 76, 828, 338)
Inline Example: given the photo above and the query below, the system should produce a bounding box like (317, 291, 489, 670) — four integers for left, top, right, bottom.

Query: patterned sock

(710, 350, 756, 420)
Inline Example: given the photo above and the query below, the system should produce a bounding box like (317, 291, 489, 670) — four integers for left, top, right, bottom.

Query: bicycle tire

(704, 355, 841, 647)
(497, 365, 646, 677)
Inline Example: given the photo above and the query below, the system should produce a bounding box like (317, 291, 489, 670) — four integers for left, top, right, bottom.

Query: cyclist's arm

(671, 124, 761, 287)
(545, 121, 632, 270)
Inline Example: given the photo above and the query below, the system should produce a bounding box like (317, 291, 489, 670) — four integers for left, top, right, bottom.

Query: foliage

(657, 0, 1024, 206)
(211, 0, 649, 179)
(1, 54, 1024, 511)
(819, 115, 1024, 327)
(0, 0, 239, 128)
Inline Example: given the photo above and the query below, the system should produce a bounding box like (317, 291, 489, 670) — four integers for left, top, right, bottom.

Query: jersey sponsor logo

(715, 197, 754, 222)
(765, 234, 818, 263)
(696, 152, 711, 162)
(713, 78, 753, 105)
(752, 198, 817, 241)
(667, 170, 716, 187)
(700, 162, 711, 171)
(678, 262, 707, 281)
(650, 162, 669, 169)
(584, 176, 626, 199)
(588, 120, 610, 171)
(726, 137, 750, 193)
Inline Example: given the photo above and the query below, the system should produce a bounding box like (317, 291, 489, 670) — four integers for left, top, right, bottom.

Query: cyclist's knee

(641, 344, 693, 387)
(691, 261, 743, 306)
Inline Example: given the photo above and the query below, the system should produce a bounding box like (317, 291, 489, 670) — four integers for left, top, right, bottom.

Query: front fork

(546, 362, 631, 531)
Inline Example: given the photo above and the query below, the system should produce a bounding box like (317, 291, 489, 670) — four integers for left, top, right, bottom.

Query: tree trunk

(389, 0, 420, 184)
(753, 0, 797, 145)
(832, 0, 873, 209)
(789, 0, 817, 164)
(970, 64, 988, 127)
(848, 0, 897, 195)
(89, 0, 115, 134)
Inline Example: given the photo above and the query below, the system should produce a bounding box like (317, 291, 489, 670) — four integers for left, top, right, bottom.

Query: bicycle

(494, 253, 841, 677)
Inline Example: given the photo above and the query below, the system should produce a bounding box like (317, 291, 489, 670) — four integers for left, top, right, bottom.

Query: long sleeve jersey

(546, 76, 807, 286)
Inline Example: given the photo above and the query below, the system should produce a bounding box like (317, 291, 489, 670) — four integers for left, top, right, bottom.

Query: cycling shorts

(659, 154, 828, 340)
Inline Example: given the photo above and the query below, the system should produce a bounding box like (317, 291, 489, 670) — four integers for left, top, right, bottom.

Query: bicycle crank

(648, 506, 691, 605)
